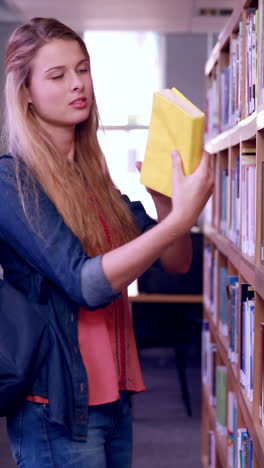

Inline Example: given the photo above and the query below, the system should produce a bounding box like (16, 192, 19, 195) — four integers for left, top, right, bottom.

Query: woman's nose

(70, 73, 84, 91)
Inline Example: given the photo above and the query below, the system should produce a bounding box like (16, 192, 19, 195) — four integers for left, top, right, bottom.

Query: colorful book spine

(229, 155, 240, 247)
(240, 149, 256, 257)
(227, 391, 238, 468)
(240, 284, 255, 397)
(227, 276, 239, 365)
(237, 428, 253, 468)
(219, 266, 229, 337)
(216, 365, 227, 435)
(220, 168, 228, 236)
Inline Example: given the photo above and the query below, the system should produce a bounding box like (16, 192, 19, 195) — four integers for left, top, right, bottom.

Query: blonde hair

(4, 17, 139, 255)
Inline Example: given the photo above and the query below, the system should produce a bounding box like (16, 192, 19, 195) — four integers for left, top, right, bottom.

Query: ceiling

(2, 0, 235, 33)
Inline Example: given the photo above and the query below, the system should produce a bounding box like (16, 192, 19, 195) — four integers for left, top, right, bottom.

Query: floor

(0, 347, 202, 467)
(132, 346, 202, 468)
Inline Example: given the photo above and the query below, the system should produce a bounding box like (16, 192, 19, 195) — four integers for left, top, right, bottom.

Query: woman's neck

(39, 118, 76, 161)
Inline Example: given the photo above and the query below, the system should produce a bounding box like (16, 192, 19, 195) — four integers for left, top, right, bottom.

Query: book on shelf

(240, 148, 256, 257)
(229, 155, 240, 247)
(261, 161, 264, 264)
(205, 72, 219, 140)
(216, 365, 227, 436)
(229, 26, 243, 127)
(209, 343, 217, 408)
(202, 321, 210, 386)
(208, 430, 216, 468)
(140, 87, 205, 197)
(201, 321, 217, 407)
(245, 8, 258, 118)
(240, 284, 255, 402)
(227, 276, 239, 365)
(219, 266, 229, 337)
(260, 323, 264, 426)
(237, 428, 253, 468)
(220, 65, 230, 132)
(261, 4, 264, 103)
(220, 168, 228, 236)
(227, 391, 238, 468)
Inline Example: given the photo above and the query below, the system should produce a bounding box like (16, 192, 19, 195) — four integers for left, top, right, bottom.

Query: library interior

(1, 1, 264, 467)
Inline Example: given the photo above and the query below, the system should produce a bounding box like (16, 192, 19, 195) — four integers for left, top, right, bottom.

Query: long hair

(4, 17, 139, 255)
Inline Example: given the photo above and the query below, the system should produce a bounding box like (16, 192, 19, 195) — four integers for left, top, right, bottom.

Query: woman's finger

(135, 161, 142, 172)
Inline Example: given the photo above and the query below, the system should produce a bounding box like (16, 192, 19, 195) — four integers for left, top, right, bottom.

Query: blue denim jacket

(0, 154, 156, 440)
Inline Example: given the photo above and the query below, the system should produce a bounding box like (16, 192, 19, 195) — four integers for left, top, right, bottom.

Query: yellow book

(140, 87, 205, 197)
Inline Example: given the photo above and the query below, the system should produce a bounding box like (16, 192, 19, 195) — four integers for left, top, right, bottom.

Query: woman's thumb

(135, 161, 142, 173)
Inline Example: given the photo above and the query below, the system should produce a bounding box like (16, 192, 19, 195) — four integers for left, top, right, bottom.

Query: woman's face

(28, 39, 93, 129)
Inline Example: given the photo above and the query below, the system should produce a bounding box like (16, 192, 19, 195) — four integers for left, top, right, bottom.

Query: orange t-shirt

(27, 289, 145, 406)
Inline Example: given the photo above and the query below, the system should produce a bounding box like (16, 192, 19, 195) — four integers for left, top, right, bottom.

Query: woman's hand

(169, 149, 214, 233)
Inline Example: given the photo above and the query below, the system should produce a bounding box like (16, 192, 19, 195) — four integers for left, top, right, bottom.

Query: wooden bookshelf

(202, 1, 264, 467)
(128, 293, 203, 303)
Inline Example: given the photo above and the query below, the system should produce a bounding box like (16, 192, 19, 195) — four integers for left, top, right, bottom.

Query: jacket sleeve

(121, 194, 157, 232)
(0, 156, 119, 309)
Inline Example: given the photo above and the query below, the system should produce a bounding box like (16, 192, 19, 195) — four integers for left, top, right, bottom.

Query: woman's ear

(25, 85, 32, 104)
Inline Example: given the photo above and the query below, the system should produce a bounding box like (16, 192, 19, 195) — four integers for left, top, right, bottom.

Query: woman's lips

(69, 97, 87, 109)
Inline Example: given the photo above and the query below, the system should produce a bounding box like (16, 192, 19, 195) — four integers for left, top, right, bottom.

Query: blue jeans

(6, 391, 132, 468)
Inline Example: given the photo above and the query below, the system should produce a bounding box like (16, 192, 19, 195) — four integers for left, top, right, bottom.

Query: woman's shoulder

(0, 153, 16, 178)
(0, 153, 14, 163)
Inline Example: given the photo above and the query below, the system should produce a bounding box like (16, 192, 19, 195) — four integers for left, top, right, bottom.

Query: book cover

(140, 87, 205, 197)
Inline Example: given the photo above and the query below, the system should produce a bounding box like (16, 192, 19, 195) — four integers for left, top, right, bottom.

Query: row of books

(205, 8, 258, 140)
(203, 328, 254, 467)
(204, 279, 264, 430)
(227, 391, 254, 468)
(205, 148, 256, 257)
(204, 244, 256, 400)
(208, 409, 254, 468)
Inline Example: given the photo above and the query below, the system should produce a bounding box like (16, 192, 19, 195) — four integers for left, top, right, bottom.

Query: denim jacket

(0, 154, 156, 440)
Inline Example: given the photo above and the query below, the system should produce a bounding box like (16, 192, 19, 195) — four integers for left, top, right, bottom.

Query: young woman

(0, 17, 213, 468)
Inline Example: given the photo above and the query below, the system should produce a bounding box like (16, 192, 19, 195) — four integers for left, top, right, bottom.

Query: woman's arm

(145, 189, 192, 274)
(102, 150, 213, 292)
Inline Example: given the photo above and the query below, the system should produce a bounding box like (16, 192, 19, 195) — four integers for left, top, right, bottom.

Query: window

(84, 31, 164, 218)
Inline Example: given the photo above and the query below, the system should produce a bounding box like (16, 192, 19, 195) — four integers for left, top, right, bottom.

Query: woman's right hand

(169, 149, 214, 233)
(102, 148, 214, 293)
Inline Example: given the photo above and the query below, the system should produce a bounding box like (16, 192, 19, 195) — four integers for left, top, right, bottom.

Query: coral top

(27, 213, 145, 406)
(27, 291, 145, 406)
(78, 289, 146, 405)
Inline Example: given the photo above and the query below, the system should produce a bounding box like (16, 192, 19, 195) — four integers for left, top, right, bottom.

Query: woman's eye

(51, 75, 63, 80)
(78, 68, 88, 73)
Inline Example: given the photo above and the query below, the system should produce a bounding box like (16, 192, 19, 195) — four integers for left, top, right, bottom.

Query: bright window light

(84, 31, 164, 218)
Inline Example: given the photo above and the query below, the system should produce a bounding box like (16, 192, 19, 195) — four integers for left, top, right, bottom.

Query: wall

(0, 22, 21, 154)
(165, 32, 208, 111)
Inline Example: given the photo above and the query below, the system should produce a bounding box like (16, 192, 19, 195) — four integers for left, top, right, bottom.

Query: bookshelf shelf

(204, 227, 264, 300)
(205, 114, 258, 154)
(202, 1, 264, 466)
